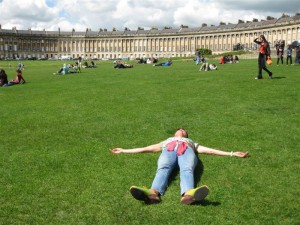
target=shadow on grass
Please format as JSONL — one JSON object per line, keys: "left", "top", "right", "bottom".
{"left": 192, "top": 199, "right": 221, "bottom": 207}
{"left": 272, "top": 76, "right": 286, "bottom": 79}
{"left": 194, "top": 156, "right": 204, "bottom": 186}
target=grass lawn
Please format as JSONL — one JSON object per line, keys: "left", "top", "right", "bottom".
{"left": 0, "top": 58, "right": 299, "bottom": 224}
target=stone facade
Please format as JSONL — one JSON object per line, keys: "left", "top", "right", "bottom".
{"left": 0, "top": 13, "right": 299, "bottom": 60}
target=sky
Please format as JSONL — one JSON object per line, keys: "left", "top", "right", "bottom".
{"left": 0, "top": 0, "right": 299, "bottom": 32}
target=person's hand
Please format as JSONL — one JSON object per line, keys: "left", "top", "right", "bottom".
{"left": 111, "top": 148, "right": 123, "bottom": 154}
{"left": 233, "top": 151, "right": 249, "bottom": 158}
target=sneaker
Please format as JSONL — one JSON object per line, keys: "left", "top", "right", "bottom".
{"left": 269, "top": 72, "right": 273, "bottom": 79}
{"left": 255, "top": 76, "right": 263, "bottom": 80}
{"left": 181, "top": 185, "right": 209, "bottom": 205}
{"left": 129, "top": 186, "right": 160, "bottom": 204}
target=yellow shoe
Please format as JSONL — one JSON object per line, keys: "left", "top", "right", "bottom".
{"left": 129, "top": 186, "right": 161, "bottom": 204}
{"left": 181, "top": 185, "right": 209, "bottom": 205}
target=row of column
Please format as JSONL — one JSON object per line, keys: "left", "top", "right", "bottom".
{"left": 0, "top": 25, "right": 299, "bottom": 58}
{"left": 58, "top": 26, "right": 299, "bottom": 54}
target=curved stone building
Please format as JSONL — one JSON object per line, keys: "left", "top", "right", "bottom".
{"left": 0, "top": 13, "right": 299, "bottom": 60}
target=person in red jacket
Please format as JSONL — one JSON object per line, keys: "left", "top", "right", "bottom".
{"left": 219, "top": 56, "right": 225, "bottom": 64}
{"left": 254, "top": 35, "right": 273, "bottom": 79}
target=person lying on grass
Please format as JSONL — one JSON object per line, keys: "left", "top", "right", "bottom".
{"left": 111, "top": 128, "right": 248, "bottom": 205}
{"left": 153, "top": 59, "right": 172, "bottom": 66}
{"left": 199, "top": 62, "right": 218, "bottom": 71}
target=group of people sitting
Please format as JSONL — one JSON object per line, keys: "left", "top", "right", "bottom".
{"left": 137, "top": 57, "right": 158, "bottom": 64}
{"left": 114, "top": 58, "right": 173, "bottom": 68}
{"left": 219, "top": 55, "right": 239, "bottom": 64}
{"left": 53, "top": 63, "right": 81, "bottom": 75}
{"left": 0, "top": 68, "right": 26, "bottom": 87}
{"left": 82, "top": 61, "right": 96, "bottom": 68}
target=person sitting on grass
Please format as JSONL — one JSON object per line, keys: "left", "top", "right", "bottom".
{"left": 0, "top": 69, "right": 9, "bottom": 86}
{"left": 111, "top": 128, "right": 248, "bottom": 205}
{"left": 5, "top": 78, "right": 19, "bottom": 86}
{"left": 83, "top": 61, "right": 89, "bottom": 68}
{"left": 153, "top": 59, "right": 172, "bottom": 66}
{"left": 234, "top": 55, "right": 239, "bottom": 63}
{"left": 114, "top": 61, "right": 133, "bottom": 69}
{"left": 53, "top": 64, "right": 70, "bottom": 75}
{"left": 69, "top": 64, "right": 79, "bottom": 73}
{"left": 137, "top": 58, "right": 147, "bottom": 64}
{"left": 1, "top": 69, "right": 26, "bottom": 86}
{"left": 15, "top": 69, "right": 26, "bottom": 84}
{"left": 90, "top": 61, "right": 96, "bottom": 68}
{"left": 199, "top": 62, "right": 218, "bottom": 71}
{"left": 219, "top": 56, "right": 225, "bottom": 64}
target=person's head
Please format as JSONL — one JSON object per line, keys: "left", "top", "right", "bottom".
{"left": 260, "top": 35, "right": 267, "bottom": 42}
{"left": 174, "top": 128, "right": 188, "bottom": 138}
{"left": 0, "top": 69, "right": 6, "bottom": 75}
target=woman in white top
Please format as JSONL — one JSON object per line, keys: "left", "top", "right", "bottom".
{"left": 111, "top": 128, "right": 248, "bottom": 205}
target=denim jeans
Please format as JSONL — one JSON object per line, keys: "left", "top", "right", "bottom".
{"left": 151, "top": 146, "right": 198, "bottom": 196}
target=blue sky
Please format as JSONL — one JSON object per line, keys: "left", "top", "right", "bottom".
{"left": 0, "top": 0, "right": 299, "bottom": 31}
{"left": 45, "top": 0, "right": 56, "bottom": 7}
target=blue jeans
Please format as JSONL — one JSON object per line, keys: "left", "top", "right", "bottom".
{"left": 151, "top": 146, "right": 198, "bottom": 196}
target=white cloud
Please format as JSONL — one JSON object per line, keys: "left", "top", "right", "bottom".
{"left": 0, "top": 0, "right": 299, "bottom": 31}
{"left": 173, "top": 1, "right": 222, "bottom": 27}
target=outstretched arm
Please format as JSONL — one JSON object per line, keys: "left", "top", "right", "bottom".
{"left": 111, "top": 143, "right": 162, "bottom": 154}
{"left": 196, "top": 144, "right": 249, "bottom": 158}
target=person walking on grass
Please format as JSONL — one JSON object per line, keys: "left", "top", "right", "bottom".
{"left": 111, "top": 128, "right": 248, "bottom": 205}
{"left": 254, "top": 35, "right": 273, "bottom": 79}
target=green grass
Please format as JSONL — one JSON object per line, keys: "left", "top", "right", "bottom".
{"left": 1, "top": 59, "right": 299, "bottom": 224}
